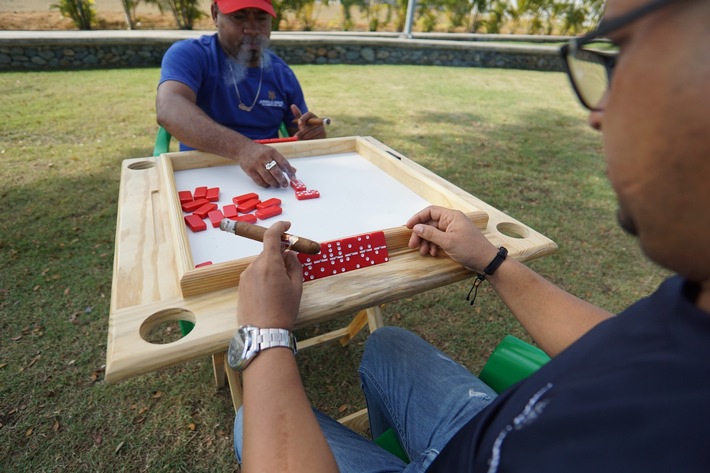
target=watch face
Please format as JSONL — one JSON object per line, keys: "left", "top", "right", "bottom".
{"left": 227, "top": 328, "right": 247, "bottom": 370}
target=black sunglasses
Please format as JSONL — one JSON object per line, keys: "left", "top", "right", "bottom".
{"left": 560, "top": 0, "right": 681, "bottom": 111}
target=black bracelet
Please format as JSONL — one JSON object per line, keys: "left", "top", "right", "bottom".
{"left": 466, "top": 247, "right": 508, "bottom": 306}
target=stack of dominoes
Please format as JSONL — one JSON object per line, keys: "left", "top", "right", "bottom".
{"left": 298, "top": 231, "right": 389, "bottom": 282}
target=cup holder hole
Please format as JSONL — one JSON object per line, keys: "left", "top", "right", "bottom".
{"left": 140, "top": 308, "right": 196, "bottom": 345}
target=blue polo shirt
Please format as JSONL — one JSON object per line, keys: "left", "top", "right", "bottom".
{"left": 159, "top": 33, "right": 307, "bottom": 148}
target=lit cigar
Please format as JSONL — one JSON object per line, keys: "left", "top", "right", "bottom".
{"left": 219, "top": 219, "right": 321, "bottom": 255}
{"left": 293, "top": 117, "right": 331, "bottom": 126}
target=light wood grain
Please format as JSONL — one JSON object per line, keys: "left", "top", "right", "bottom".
{"left": 106, "top": 137, "right": 557, "bottom": 383}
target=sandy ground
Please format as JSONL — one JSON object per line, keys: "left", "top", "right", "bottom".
{"left": 0, "top": 0, "right": 218, "bottom": 12}
{"left": 0, "top": 0, "right": 346, "bottom": 31}
{"left": 0, "top": 0, "right": 215, "bottom": 30}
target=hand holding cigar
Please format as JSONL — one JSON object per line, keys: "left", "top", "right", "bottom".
{"left": 293, "top": 117, "right": 331, "bottom": 126}
{"left": 220, "top": 219, "right": 321, "bottom": 255}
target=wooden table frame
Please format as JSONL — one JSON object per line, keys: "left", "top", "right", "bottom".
{"left": 107, "top": 136, "right": 557, "bottom": 413}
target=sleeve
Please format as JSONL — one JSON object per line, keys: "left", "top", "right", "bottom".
{"left": 159, "top": 40, "right": 206, "bottom": 95}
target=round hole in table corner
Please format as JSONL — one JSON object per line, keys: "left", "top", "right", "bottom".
{"left": 127, "top": 160, "right": 156, "bottom": 171}
{"left": 496, "top": 221, "right": 529, "bottom": 239}
{"left": 140, "top": 308, "right": 196, "bottom": 345}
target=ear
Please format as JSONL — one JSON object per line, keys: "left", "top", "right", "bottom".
{"left": 211, "top": 3, "right": 219, "bottom": 26}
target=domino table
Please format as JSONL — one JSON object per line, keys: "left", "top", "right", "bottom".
{"left": 106, "top": 136, "right": 557, "bottom": 406}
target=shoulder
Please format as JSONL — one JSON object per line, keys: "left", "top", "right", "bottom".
{"left": 165, "top": 34, "right": 219, "bottom": 58}
{"left": 161, "top": 34, "right": 222, "bottom": 89}
{"left": 266, "top": 51, "right": 295, "bottom": 73}
{"left": 265, "top": 52, "right": 300, "bottom": 83}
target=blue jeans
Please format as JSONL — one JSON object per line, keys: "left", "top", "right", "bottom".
{"left": 234, "top": 326, "right": 497, "bottom": 472}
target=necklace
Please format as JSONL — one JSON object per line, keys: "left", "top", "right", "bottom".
{"left": 228, "top": 62, "right": 263, "bottom": 112}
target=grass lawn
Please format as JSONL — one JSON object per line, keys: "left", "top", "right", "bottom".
{"left": 0, "top": 64, "right": 669, "bottom": 471}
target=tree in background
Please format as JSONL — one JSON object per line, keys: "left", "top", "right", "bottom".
{"left": 51, "top": 0, "right": 96, "bottom": 30}
{"left": 391, "top": 0, "right": 408, "bottom": 32}
{"left": 468, "top": 0, "right": 489, "bottom": 32}
{"left": 273, "top": 0, "right": 298, "bottom": 31}
{"left": 416, "top": 0, "right": 439, "bottom": 32}
{"left": 295, "top": 0, "right": 325, "bottom": 31}
{"left": 121, "top": 0, "right": 141, "bottom": 29}
{"left": 120, "top": 0, "right": 163, "bottom": 29}
{"left": 155, "top": 0, "right": 206, "bottom": 30}
{"left": 360, "top": 0, "right": 393, "bottom": 31}
{"left": 339, "top": 0, "right": 367, "bottom": 31}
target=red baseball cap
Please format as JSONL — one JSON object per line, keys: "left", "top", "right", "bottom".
{"left": 214, "top": 0, "right": 276, "bottom": 17}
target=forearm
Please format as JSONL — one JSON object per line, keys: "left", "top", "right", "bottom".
{"left": 156, "top": 94, "right": 252, "bottom": 162}
{"left": 487, "top": 257, "right": 613, "bottom": 357}
{"left": 241, "top": 348, "right": 338, "bottom": 473}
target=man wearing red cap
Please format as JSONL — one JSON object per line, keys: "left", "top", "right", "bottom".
{"left": 156, "top": 0, "right": 326, "bottom": 188}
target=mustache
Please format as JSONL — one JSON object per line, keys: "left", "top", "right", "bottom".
{"left": 226, "top": 43, "right": 273, "bottom": 86}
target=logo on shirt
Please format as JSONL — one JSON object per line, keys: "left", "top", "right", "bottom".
{"left": 260, "top": 90, "right": 285, "bottom": 108}
{"left": 487, "top": 383, "right": 553, "bottom": 473}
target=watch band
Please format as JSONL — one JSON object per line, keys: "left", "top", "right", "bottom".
{"left": 253, "top": 327, "right": 297, "bottom": 353}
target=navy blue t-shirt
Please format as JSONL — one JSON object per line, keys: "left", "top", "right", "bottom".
{"left": 429, "top": 276, "right": 710, "bottom": 472}
{"left": 159, "top": 34, "right": 307, "bottom": 147}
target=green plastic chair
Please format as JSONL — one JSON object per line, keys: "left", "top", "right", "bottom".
{"left": 374, "top": 335, "right": 550, "bottom": 462}
{"left": 153, "top": 123, "right": 290, "bottom": 157}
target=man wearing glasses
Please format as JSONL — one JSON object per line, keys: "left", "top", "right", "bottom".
{"left": 231, "top": 0, "right": 710, "bottom": 471}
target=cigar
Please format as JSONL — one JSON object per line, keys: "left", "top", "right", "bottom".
{"left": 219, "top": 219, "right": 321, "bottom": 255}
{"left": 293, "top": 117, "right": 331, "bottom": 126}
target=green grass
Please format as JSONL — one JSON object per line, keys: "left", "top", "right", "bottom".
{"left": 0, "top": 65, "right": 669, "bottom": 471}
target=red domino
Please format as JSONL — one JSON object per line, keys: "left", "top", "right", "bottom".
{"left": 256, "top": 198, "right": 281, "bottom": 209}
{"left": 254, "top": 136, "right": 299, "bottom": 144}
{"left": 297, "top": 232, "right": 389, "bottom": 281}
{"left": 194, "top": 202, "right": 218, "bottom": 219}
{"left": 184, "top": 214, "right": 206, "bottom": 232}
{"left": 235, "top": 214, "right": 257, "bottom": 224}
{"left": 182, "top": 198, "right": 209, "bottom": 212}
{"left": 194, "top": 186, "right": 208, "bottom": 200}
{"left": 205, "top": 187, "right": 220, "bottom": 202}
{"left": 195, "top": 261, "right": 213, "bottom": 268}
{"left": 233, "top": 192, "right": 259, "bottom": 205}
{"left": 295, "top": 189, "right": 320, "bottom": 200}
{"left": 237, "top": 198, "right": 260, "bottom": 213}
{"left": 208, "top": 209, "right": 224, "bottom": 228}
{"left": 222, "top": 204, "right": 238, "bottom": 219}
{"left": 178, "top": 190, "right": 193, "bottom": 204}
{"left": 255, "top": 205, "right": 282, "bottom": 220}
{"left": 289, "top": 179, "right": 306, "bottom": 191}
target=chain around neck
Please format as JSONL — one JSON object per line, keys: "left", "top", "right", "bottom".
{"left": 228, "top": 61, "right": 263, "bottom": 112}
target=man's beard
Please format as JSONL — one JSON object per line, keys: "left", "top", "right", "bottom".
{"left": 225, "top": 35, "right": 272, "bottom": 86}
{"left": 236, "top": 35, "right": 270, "bottom": 68}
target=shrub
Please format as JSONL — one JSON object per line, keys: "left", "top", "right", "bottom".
{"left": 51, "top": 0, "right": 96, "bottom": 30}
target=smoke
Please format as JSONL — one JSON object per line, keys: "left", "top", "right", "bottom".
{"left": 225, "top": 35, "right": 273, "bottom": 86}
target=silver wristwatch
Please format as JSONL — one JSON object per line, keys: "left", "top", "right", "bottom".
{"left": 227, "top": 325, "right": 298, "bottom": 372}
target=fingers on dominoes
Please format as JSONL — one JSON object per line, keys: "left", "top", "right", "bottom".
{"left": 289, "top": 179, "right": 307, "bottom": 192}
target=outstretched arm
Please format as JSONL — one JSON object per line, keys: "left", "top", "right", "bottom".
{"left": 237, "top": 221, "right": 338, "bottom": 473}
{"left": 406, "top": 206, "right": 613, "bottom": 357}
{"left": 156, "top": 80, "right": 296, "bottom": 188}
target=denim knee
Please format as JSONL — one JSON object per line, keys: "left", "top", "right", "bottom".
{"left": 362, "top": 326, "right": 418, "bottom": 368}
{"left": 233, "top": 406, "right": 244, "bottom": 463}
